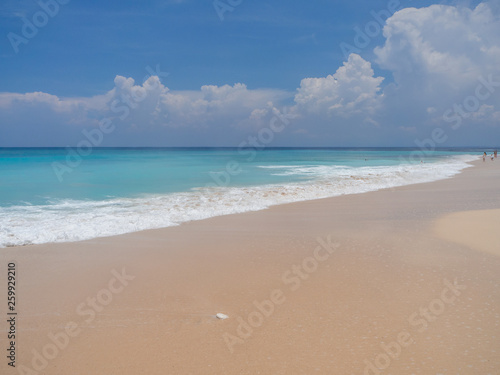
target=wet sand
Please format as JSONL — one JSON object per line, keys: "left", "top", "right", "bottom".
{"left": 1, "top": 158, "right": 499, "bottom": 374}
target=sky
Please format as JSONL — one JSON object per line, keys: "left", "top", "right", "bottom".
{"left": 0, "top": 0, "right": 499, "bottom": 147}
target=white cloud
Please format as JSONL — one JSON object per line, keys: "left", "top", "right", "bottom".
{"left": 161, "top": 83, "right": 288, "bottom": 128}
{"left": 0, "top": 75, "right": 292, "bottom": 145}
{"left": 0, "top": 88, "right": 112, "bottom": 117}
{"left": 0, "top": 92, "right": 81, "bottom": 112}
{"left": 375, "top": 3, "right": 500, "bottom": 92}
{"left": 1, "top": 2, "right": 500, "bottom": 146}
{"left": 372, "top": 2, "right": 500, "bottom": 143}
{"left": 106, "top": 75, "right": 168, "bottom": 129}
{"left": 293, "top": 53, "right": 384, "bottom": 117}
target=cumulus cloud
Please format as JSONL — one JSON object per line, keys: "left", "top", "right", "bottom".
{"left": 371, "top": 2, "right": 500, "bottom": 145}
{"left": 375, "top": 3, "right": 500, "bottom": 112}
{"left": 1, "top": 2, "right": 500, "bottom": 147}
{"left": 294, "top": 53, "right": 384, "bottom": 117}
{"left": 106, "top": 75, "right": 168, "bottom": 131}
{"left": 375, "top": 3, "right": 500, "bottom": 81}
{"left": 0, "top": 75, "right": 292, "bottom": 145}
{"left": 0, "top": 92, "right": 101, "bottom": 114}
{"left": 161, "top": 83, "right": 288, "bottom": 129}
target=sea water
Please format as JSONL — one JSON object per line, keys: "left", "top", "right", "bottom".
{"left": 0, "top": 148, "right": 479, "bottom": 247}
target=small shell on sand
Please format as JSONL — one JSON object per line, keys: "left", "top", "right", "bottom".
{"left": 216, "top": 313, "right": 229, "bottom": 320}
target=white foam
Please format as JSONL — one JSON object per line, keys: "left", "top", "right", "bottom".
{"left": 259, "top": 164, "right": 349, "bottom": 176}
{"left": 0, "top": 155, "right": 478, "bottom": 248}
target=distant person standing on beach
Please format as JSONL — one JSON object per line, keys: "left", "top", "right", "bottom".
{"left": 495, "top": 150, "right": 498, "bottom": 158}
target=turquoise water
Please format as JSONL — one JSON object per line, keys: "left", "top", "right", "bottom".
{"left": 0, "top": 148, "right": 479, "bottom": 247}
{"left": 0, "top": 147, "right": 478, "bottom": 205}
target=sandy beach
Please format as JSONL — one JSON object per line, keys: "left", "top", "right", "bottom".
{"left": 1, "top": 158, "right": 499, "bottom": 375}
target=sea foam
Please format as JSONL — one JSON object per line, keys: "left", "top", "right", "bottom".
{"left": 0, "top": 155, "right": 477, "bottom": 247}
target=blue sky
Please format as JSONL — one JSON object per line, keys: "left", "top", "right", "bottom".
{"left": 0, "top": 0, "right": 499, "bottom": 146}
{"left": 0, "top": 0, "right": 422, "bottom": 95}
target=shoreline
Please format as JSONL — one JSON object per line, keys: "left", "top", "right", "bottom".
{"left": 2, "top": 153, "right": 479, "bottom": 249}
{"left": 0, "top": 159, "right": 499, "bottom": 374}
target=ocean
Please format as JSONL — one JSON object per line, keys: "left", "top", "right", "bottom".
{"left": 0, "top": 147, "right": 480, "bottom": 248}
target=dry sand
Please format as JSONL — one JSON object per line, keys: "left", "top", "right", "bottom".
{"left": 1, "top": 158, "right": 499, "bottom": 374}
{"left": 435, "top": 209, "right": 500, "bottom": 257}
